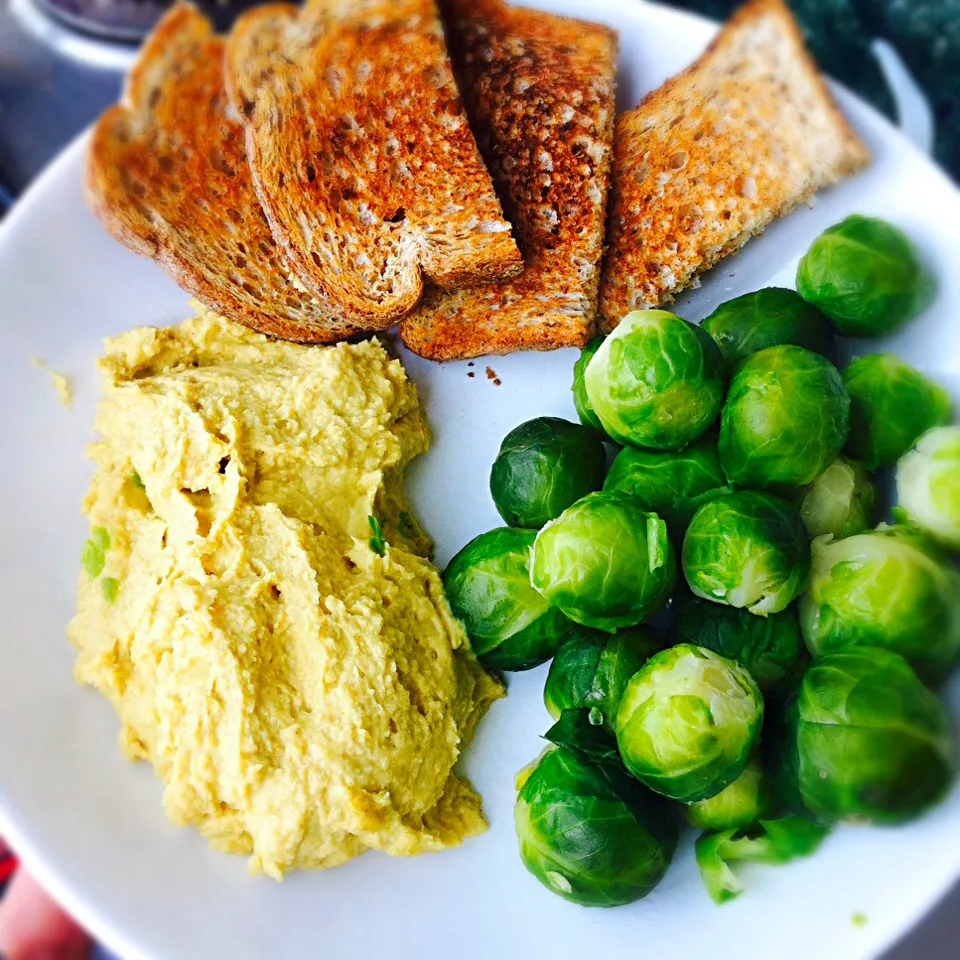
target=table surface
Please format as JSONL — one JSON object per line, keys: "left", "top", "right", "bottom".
{"left": 0, "top": 1, "right": 957, "bottom": 956}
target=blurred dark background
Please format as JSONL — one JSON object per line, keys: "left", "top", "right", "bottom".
{"left": 0, "top": 0, "right": 956, "bottom": 955}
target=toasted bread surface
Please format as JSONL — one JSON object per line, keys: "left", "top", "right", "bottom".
{"left": 85, "top": 3, "right": 356, "bottom": 343}
{"left": 399, "top": 0, "right": 617, "bottom": 361}
{"left": 598, "top": 0, "right": 870, "bottom": 330}
{"left": 225, "top": 0, "right": 522, "bottom": 328}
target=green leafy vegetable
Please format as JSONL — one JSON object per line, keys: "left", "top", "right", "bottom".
{"left": 615, "top": 644, "right": 763, "bottom": 803}
{"left": 799, "top": 456, "right": 876, "bottom": 540}
{"left": 367, "top": 515, "right": 386, "bottom": 556}
{"left": 702, "top": 287, "right": 835, "bottom": 364}
{"left": 796, "top": 216, "right": 928, "bottom": 337}
{"left": 544, "top": 625, "right": 662, "bottom": 732}
{"left": 531, "top": 491, "right": 676, "bottom": 632}
{"left": 572, "top": 337, "right": 605, "bottom": 431}
{"left": 695, "top": 817, "right": 830, "bottom": 904}
{"left": 682, "top": 491, "right": 810, "bottom": 616}
{"left": 719, "top": 345, "right": 850, "bottom": 490}
{"left": 584, "top": 310, "right": 726, "bottom": 450}
{"left": 489, "top": 417, "right": 607, "bottom": 529}
{"left": 897, "top": 425, "right": 960, "bottom": 550}
{"left": 444, "top": 527, "right": 571, "bottom": 671}
{"left": 81, "top": 526, "right": 110, "bottom": 579}
{"left": 603, "top": 438, "right": 732, "bottom": 534}
{"left": 843, "top": 353, "right": 951, "bottom": 470}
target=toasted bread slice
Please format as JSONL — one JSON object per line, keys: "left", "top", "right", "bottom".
{"left": 598, "top": 0, "right": 870, "bottom": 330}
{"left": 85, "top": 4, "right": 355, "bottom": 343}
{"left": 399, "top": 0, "right": 617, "bottom": 361}
{"left": 224, "top": 0, "right": 522, "bottom": 328}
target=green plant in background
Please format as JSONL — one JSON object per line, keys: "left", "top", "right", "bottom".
{"left": 615, "top": 644, "right": 763, "bottom": 802}
{"left": 531, "top": 491, "right": 676, "bottom": 632}
{"left": 701, "top": 287, "right": 835, "bottom": 364}
{"left": 769, "top": 648, "right": 953, "bottom": 825}
{"left": 544, "top": 625, "right": 662, "bottom": 732}
{"left": 682, "top": 491, "right": 811, "bottom": 616}
{"left": 669, "top": 593, "right": 805, "bottom": 692}
{"left": 443, "top": 527, "right": 571, "bottom": 671}
{"left": 515, "top": 710, "right": 678, "bottom": 906}
{"left": 897, "top": 426, "right": 960, "bottom": 550}
{"left": 719, "top": 345, "right": 849, "bottom": 490}
{"left": 800, "top": 525, "right": 960, "bottom": 682}
{"left": 799, "top": 456, "right": 877, "bottom": 540}
{"left": 571, "top": 336, "right": 605, "bottom": 431}
{"left": 684, "top": 756, "right": 772, "bottom": 832}
{"left": 489, "top": 417, "right": 607, "bottom": 529}
{"left": 584, "top": 309, "right": 726, "bottom": 450}
{"left": 603, "top": 438, "right": 732, "bottom": 535}
{"left": 843, "top": 354, "right": 951, "bottom": 469}
{"left": 797, "top": 216, "right": 928, "bottom": 337}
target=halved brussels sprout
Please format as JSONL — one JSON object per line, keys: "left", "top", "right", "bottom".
{"left": 669, "top": 592, "right": 804, "bottom": 691}
{"left": 719, "top": 345, "right": 850, "bottom": 489}
{"left": 444, "top": 527, "right": 571, "bottom": 671}
{"left": 682, "top": 491, "right": 810, "bottom": 616}
{"left": 770, "top": 648, "right": 952, "bottom": 824}
{"left": 490, "top": 417, "right": 607, "bottom": 529}
{"left": 531, "top": 491, "right": 676, "bottom": 632}
{"left": 684, "top": 756, "right": 771, "bottom": 831}
{"left": 695, "top": 816, "right": 829, "bottom": 904}
{"left": 544, "top": 625, "right": 662, "bottom": 731}
{"left": 799, "top": 525, "right": 960, "bottom": 681}
{"left": 615, "top": 644, "right": 763, "bottom": 802}
{"left": 515, "top": 712, "right": 677, "bottom": 906}
{"left": 897, "top": 426, "right": 960, "bottom": 550}
{"left": 842, "top": 353, "right": 951, "bottom": 470}
{"left": 701, "top": 287, "right": 835, "bottom": 364}
{"left": 799, "top": 456, "right": 876, "bottom": 540}
{"left": 603, "top": 438, "right": 732, "bottom": 534}
{"left": 583, "top": 310, "right": 725, "bottom": 450}
{"left": 572, "top": 336, "right": 605, "bottom": 431}
{"left": 796, "top": 215, "right": 928, "bottom": 337}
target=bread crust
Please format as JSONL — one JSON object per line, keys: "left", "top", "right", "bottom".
{"left": 85, "top": 3, "right": 357, "bottom": 343}
{"left": 598, "top": 0, "right": 870, "bottom": 330}
{"left": 399, "top": 0, "right": 617, "bottom": 361}
{"left": 225, "top": 0, "right": 523, "bottom": 328}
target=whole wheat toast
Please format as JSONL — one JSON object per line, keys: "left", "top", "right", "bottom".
{"left": 399, "top": 0, "right": 617, "bottom": 361}
{"left": 86, "top": 4, "right": 355, "bottom": 343}
{"left": 225, "top": 0, "right": 523, "bottom": 328}
{"left": 599, "top": 0, "right": 870, "bottom": 330}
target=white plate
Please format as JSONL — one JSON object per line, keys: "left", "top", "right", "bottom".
{"left": 1, "top": 2, "right": 959, "bottom": 958}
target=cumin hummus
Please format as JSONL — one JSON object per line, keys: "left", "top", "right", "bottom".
{"left": 68, "top": 310, "right": 502, "bottom": 879}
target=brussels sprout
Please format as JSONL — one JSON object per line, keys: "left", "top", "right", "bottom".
{"left": 583, "top": 310, "right": 726, "bottom": 450}
{"left": 531, "top": 491, "right": 676, "bottom": 632}
{"left": 572, "top": 337, "right": 604, "bottom": 431}
{"left": 515, "top": 712, "right": 677, "bottom": 906}
{"left": 701, "top": 287, "right": 835, "bottom": 364}
{"left": 682, "top": 491, "right": 811, "bottom": 616}
{"left": 695, "top": 816, "right": 830, "bottom": 904}
{"left": 799, "top": 456, "right": 876, "bottom": 540}
{"left": 842, "top": 354, "right": 951, "bottom": 470}
{"left": 897, "top": 426, "right": 960, "bottom": 550}
{"left": 796, "top": 215, "right": 928, "bottom": 337}
{"left": 603, "top": 438, "right": 732, "bottom": 534}
{"left": 799, "top": 526, "right": 960, "bottom": 681}
{"left": 444, "top": 527, "right": 571, "bottom": 671}
{"left": 685, "top": 756, "right": 772, "bottom": 831}
{"left": 719, "top": 345, "right": 849, "bottom": 490}
{"left": 544, "top": 625, "right": 662, "bottom": 731}
{"left": 489, "top": 417, "right": 607, "bottom": 529}
{"left": 615, "top": 644, "right": 763, "bottom": 802}
{"left": 669, "top": 593, "right": 804, "bottom": 691}
{"left": 770, "top": 649, "right": 952, "bottom": 824}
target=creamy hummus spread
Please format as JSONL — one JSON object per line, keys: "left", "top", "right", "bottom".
{"left": 68, "top": 310, "right": 502, "bottom": 878}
